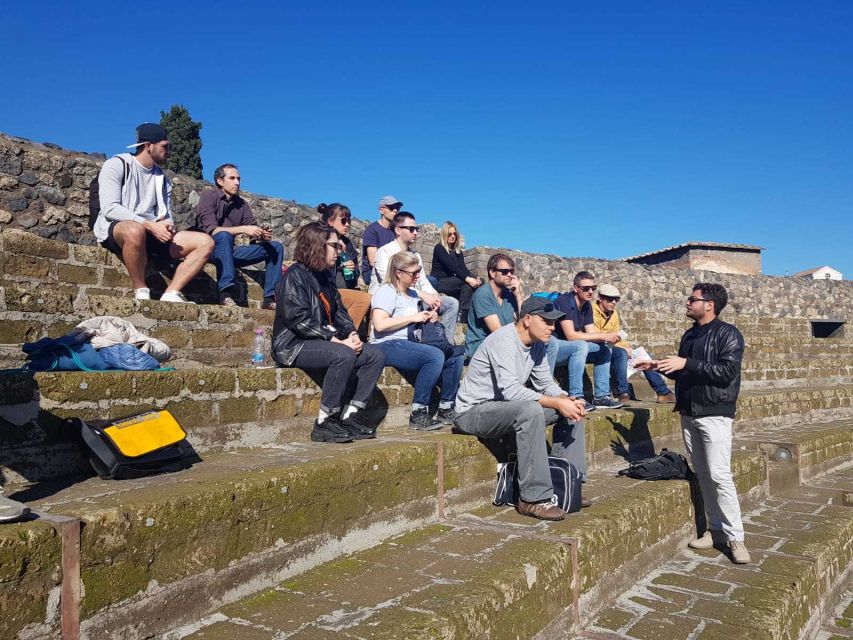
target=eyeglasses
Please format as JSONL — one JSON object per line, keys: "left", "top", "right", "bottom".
{"left": 325, "top": 241, "right": 342, "bottom": 252}
{"left": 397, "top": 225, "right": 420, "bottom": 233}
{"left": 600, "top": 295, "right": 620, "bottom": 303}
{"left": 687, "top": 296, "right": 710, "bottom": 304}
{"left": 493, "top": 268, "right": 515, "bottom": 275}
{"left": 577, "top": 285, "right": 597, "bottom": 292}
{"left": 398, "top": 268, "right": 422, "bottom": 277}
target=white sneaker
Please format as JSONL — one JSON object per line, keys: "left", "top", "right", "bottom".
{"left": 160, "top": 291, "right": 196, "bottom": 304}
{"left": 729, "top": 540, "right": 751, "bottom": 564}
{"left": 688, "top": 530, "right": 715, "bottom": 550}
{"left": 134, "top": 287, "right": 151, "bottom": 300}
{"left": 0, "top": 493, "right": 30, "bottom": 523}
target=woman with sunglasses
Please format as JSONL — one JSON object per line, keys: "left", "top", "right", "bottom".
{"left": 370, "top": 252, "right": 465, "bottom": 430}
{"left": 429, "top": 221, "right": 482, "bottom": 322}
{"left": 318, "top": 203, "right": 372, "bottom": 332}
{"left": 272, "top": 221, "right": 385, "bottom": 443}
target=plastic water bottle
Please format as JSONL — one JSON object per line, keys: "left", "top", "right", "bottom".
{"left": 340, "top": 250, "right": 355, "bottom": 280}
{"left": 251, "top": 328, "right": 265, "bottom": 368}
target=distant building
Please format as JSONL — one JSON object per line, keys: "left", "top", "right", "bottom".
{"left": 793, "top": 266, "right": 843, "bottom": 281}
{"left": 623, "top": 242, "right": 763, "bottom": 276}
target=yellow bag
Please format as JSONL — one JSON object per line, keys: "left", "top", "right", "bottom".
{"left": 103, "top": 411, "right": 187, "bottom": 457}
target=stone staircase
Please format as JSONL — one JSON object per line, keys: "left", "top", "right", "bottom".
{"left": 0, "top": 228, "right": 850, "bottom": 640}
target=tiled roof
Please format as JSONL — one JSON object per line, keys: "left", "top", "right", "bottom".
{"left": 623, "top": 241, "right": 763, "bottom": 262}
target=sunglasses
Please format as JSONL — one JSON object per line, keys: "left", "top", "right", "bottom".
{"left": 337, "top": 217, "right": 351, "bottom": 224}
{"left": 600, "top": 295, "right": 620, "bottom": 302}
{"left": 399, "top": 268, "right": 422, "bottom": 277}
{"left": 325, "top": 241, "right": 342, "bottom": 252}
{"left": 493, "top": 268, "right": 515, "bottom": 275}
{"left": 397, "top": 225, "right": 420, "bottom": 232}
{"left": 687, "top": 296, "right": 710, "bottom": 304}
{"left": 577, "top": 285, "right": 597, "bottom": 292}
{"left": 384, "top": 204, "right": 402, "bottom": 212}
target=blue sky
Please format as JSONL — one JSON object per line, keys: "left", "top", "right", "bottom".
{"left": 4, "top": 1, "right": 851, "bottom": 277}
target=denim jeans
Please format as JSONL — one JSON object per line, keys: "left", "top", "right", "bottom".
{"left": 546, "top": 337, "right": 611, "bottom": 398}
{"left": 211, "top": 233, "right": 284, "bottom": 299}
{"left": 681, "top": 415, "right": 744, "bottom": 541}
{"left": 375, "top": 339, "right": 464, "bottom": 407}
{"left": 290, "top": 341, "right": 385, "bottom": 414}
{"left": 610, "top": 346, "right": 670, "bottom": 396}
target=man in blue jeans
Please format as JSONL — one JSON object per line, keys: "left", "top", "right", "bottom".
{"left": 547, "top": 271, "right": 623, "bottom": 411}
{"left": 196, "top": 164, "right": 284, "bottom": 309}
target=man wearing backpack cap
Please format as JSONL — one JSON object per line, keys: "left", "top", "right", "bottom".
{"left": 636, "top": 282, "right": 750, "bottom": 564}
{"left": 454, "top": 296, "right": 588, "bottom": 521}
{"left": 92, "top": 123, "right": 214, "bottom": 303}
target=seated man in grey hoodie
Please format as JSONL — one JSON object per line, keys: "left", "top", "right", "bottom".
{"left": 93, "top": 123, "right": 213, "bottom": 303}
{"left": 453, "top": 296, "right": 589, "bottom": 521}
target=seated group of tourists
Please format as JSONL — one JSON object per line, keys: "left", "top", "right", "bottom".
{"left": 91, "top": 122, "right": 680, "bottom": 524}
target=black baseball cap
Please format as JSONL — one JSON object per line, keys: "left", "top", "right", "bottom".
{"left": 519, "top": 296, "right": 565, "bottom": 320}
{"left": 127, "top": 123, "right": 168, "bottom": 148}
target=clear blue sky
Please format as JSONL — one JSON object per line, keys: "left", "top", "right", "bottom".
{"left": 4, "top": 1, "right": 852, "bottom": 277}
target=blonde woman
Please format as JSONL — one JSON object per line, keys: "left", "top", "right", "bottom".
{"left": 429, "top": 221, "right": 482, "bottom": 321}
{"left": 371, "top": 252, "right": 464, "bottom": 430}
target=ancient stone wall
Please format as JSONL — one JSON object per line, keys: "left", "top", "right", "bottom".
{"left": 1, "top": 132, "right": 850, "bottom": 320}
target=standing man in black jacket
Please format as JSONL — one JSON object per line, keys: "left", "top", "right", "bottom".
{"left": 637, "top": 283, "right": 750, "bottom": 564}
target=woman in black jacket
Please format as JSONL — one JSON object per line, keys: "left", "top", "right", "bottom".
{"left": 272, "top": 221, "right": 385, "bottom": 443}
{"left": 429, "top": 221, "right": 482, "bottom": 321}
{"left": 317, "top": 203, "right": 371, "bottom": 332}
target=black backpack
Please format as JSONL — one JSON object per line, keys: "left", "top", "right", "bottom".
{"left": 617, "top": 449, "right": 692, "bottom": 480}
{"left": 88, "top": 156, "right": 129, "bottom": 231}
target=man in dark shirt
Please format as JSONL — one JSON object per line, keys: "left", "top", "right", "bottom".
{"left": 196, "top": 164, "right": 284, "bottom": 309}
{"left": 546, "top": 271, "right": 623, "bottom": 411}
{"left": 636, "top": 283, "right": 749, "bottom": 564}
{"left": 360, "top": 195, "right": 400, "bottom": 285}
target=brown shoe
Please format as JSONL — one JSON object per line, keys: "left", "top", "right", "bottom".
{"left": 516, "top": 499, "right": 566, "bottom": 521}
{"left": 580, "top": 496, "right": 592, "bottom": 508}
{"left": 657, "top": 391, "right": 676, "bottom": 404}
{"left": 617, "top": 393, "right": 631, "bottom": 403}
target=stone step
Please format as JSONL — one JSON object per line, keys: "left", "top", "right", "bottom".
{"left": 0, "top": 227, "right": 269, "bottom": 306}
{"left": 2, "top": 364, "right": 852, "bottom": 484}
{"left": 168, "top": 451, "right": 768, "bottom": 640}
{"left": 576, "top": 464, "right": 853, "bottom": 640}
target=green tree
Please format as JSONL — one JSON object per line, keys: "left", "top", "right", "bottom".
{"left": 159, "top": 105, "right": 203, "bottom": 179}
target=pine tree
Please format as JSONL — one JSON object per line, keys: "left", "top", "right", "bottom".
{"left": 159, "top": 105, "right": 203, "bottom": 179}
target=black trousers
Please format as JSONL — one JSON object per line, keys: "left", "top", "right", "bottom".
{"left": 291, "top": 341, "right": 385, "bottom": 414}
{"left": 434, "top": 277, "right": 474, "bottom": 315}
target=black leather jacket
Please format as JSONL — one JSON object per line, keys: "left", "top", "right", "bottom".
{"left": 668, "top": 318, "right": 744, "bottom": 418}
{"left": 272, "top": 263, "right": 356, "bottom": 366}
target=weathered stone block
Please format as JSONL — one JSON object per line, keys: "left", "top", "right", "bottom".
{"left": 86, "top": 295, "right": 135, "bottom": 317}
{"left": 3, "top": 282, "right": 75, "bottom": 314}
{"left": 0, "top": 372, "right": 38, "bottom": 403}
{"left": 0, "top": 319, "right": 43, "bottom": 344}
{"left": 192, "top": 330, "right": 229, "bottom": 348}
{"left": 140, "top": 301, "right": 200, "bottom": 322}
{"left": 238, "top": 369, "right": 278, "bottom": 392}
{"left": 133, "top": 372, "right": 185, "bottom": 399}
{"left": 262, "top": 395, "right": 298, "bottom": 421}
{"left": 218, "top": 396, "right": 262, "bottom": 424}
{"left": 163, "top": 398, "right": 217, "bottom": 431}
{"left": 57, "top": 263, "right": 98, "bottom": 285}
{"left": 1, "top": 228, "right": 69, "bottom": 258}
{"left": 203, "top": 305, "right": 244, "bottom": 324}
{"left": 100, "top": 267, "right": 133, "bottom": 288}
{"left": 180, "top": 369, "right": 237, "bottom": 394}
{"left": 148, "top": 326, "right": 190, "bottom": 349}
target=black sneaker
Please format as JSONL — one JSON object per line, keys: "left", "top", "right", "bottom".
{"left": 341, "top": 412, "right": 377, "bottom": 439}
{"left": 310, "top": 416, "right": 354, "bottom": 443}
{"left": 409, "top": 408, "right": 443, "bottom": 431}
{"left": 592, "top": 396, "right": 624, "bottom": 410}
{"left": 436, "top": 407, "right": 458, "bottom": 424}
{"left": 581, "top": 400, "right": 596, "bottom": 413}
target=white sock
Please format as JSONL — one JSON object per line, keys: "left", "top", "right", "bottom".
{"left": 341, "top": 404, "right": 358, "bottom": 420}
{"left": 318, "top": 408, "right": 331, "bottom": 424}
{"left": 439, "top": 401, "right": 453, "bottom": 410}
{"left": 411, "top": 403, "right": 427, "bottom": 413}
